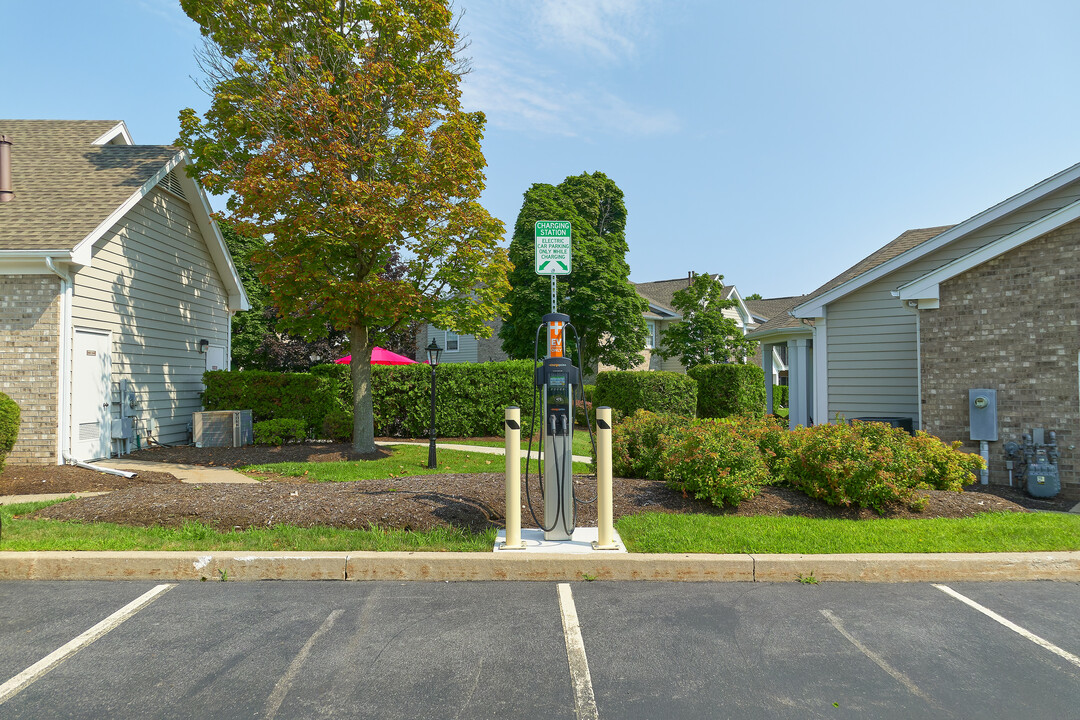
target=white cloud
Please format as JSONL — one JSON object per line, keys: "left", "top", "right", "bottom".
{"left": 534, "top": 0, "right": 650, "bottom": 62}
{"left": 458, "top": 0, "right": 676, "bottom": 138}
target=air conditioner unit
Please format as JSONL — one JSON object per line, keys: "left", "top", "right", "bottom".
{"left": 192, "top": 410, "right": 253, "bottom": 448}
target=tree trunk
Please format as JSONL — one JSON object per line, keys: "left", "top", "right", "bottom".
{"left": 350, "top": 324, "right": 376, "bottom": 454}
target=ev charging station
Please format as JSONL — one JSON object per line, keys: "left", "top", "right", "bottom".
{"left": 496, "top": 220, "right": 624, "bottom": 553}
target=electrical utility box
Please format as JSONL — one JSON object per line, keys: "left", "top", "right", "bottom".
{"left": 969, "top": 389, "right": 998, "bottom": 441}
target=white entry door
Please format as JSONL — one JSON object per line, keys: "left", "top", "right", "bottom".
{"left": 72, "top": 329, "right": 112, "bottom": 460}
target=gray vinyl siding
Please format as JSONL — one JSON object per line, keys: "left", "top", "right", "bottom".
{"left": 426, "top": 325, "right": 479, "bottom": 363}
{"left": 70, "top": 187, "right": 230, "bottom": 447}
{"left": 825, "top": 180, "right": 1080, "bottom": 425}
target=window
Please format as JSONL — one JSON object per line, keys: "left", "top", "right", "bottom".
{"left": 443, "top": 330, "right": 459, "bottom": 352}
{"left": 645, "top": 320, "right": 657, "bottom": 349}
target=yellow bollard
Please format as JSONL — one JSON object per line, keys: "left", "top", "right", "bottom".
{"left": 501, "top": 406, "right": 526, "bottom": 549}
{"left": 593, "top": 406, "right": 617, "bottom": 550}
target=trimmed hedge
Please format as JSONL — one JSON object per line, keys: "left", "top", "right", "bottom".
{"left": 0, "top": 392, "right": 19, "bottom": 472}
{"left": 594, "top": 371, "right": 697, "bottom": 419}
{"left": 260, "top": 360, "right": 540, "bottom": 439}
{"left": 771, "top": 384, "right": 789, "bottom": 409}
{"left": 202, "top": 370, "right": 340, "bottom": 432}
{"left": 688, "top": 363, "right": 766, "bottom": 419}
{"left": 253, "top": 418, "right": 307, "bottom": 445}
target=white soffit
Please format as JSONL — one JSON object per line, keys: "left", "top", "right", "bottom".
{"left": 898, "top": 196, "right": 1080, "bottom": 302}
{"left": 792, "top": 160, "right": 1080, "bottom": 318}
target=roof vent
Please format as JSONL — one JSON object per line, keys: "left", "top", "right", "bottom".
{"left": 0, "top": 135, "right": 12, "bottom": 203}
{"left": 158, "top": 170, "right": 186, "bottom": 199}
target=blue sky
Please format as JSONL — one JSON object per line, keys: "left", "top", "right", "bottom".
{"left": 6, "top": 0, "right": 1080, "bottom": 298}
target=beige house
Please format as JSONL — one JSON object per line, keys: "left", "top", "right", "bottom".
{"left": 0, "top": 120, "right": 248, "bottom": 464}
{"left": 748, "top": 161, "right": 1080, "bottom": 495}
{"left": 610, "top": 275, "right": 789, "bottom": 383}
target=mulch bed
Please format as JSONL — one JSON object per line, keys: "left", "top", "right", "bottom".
{"left": 3, "top": 442, "right": 1075, "bottom": 533}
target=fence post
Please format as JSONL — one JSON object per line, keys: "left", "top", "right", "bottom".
{"left": 501, "top": 406, "right": 525, "bottom": 549}
{"left": 592, "top": 406, "right": 617, "bottom": 550}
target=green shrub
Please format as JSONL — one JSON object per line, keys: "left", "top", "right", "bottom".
{"left": 771, "top": 384, "right": 789, "bottom": 409}
{"left": 202, "top": 370, "right": 340, "bottom": 433}
{"left": 611, "top": 410, "right": 692, "bottom": 480}
{"left": 595, "top": 371, "right": 697, "bottom": 418}
{"left": 779, "top": 420, "right": 985, "bottom": 512}
{"left": 253, "top": 418, "right": 308, "bottom": 445}
{"left": 688, "top": 363, "right": 766, "bottom": 419}
{"left": 0, "top": 392, "right": 20, "bottom": 472}
{"left": 321, "top": 408, "right": 353, "bottom": 443}
{"left": 661, "top": 419, "right": 771, "bottom": 508}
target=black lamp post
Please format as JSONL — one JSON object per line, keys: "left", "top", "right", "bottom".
{"left": 426, "top": 339, "right": 442, "bottom": 468}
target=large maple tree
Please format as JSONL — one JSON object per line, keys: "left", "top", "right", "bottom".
{"left": 179, "top": 0, "right": 509, "bottom": 452}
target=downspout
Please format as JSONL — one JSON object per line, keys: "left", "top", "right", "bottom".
{"left": 44, "top": 257, "right": 72, "bottom": 466}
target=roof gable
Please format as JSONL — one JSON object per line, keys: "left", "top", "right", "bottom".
{"left": 0, "top": 119, "right": 249, "bottom": 311}
{"left": 794, "top": 159, "right": 1080, "bottom": 318}
{"left": 0, "top": 120, "right": 179, "bottom": 253}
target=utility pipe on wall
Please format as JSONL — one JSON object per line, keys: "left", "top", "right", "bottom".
{"left": 980, "top": 440, "right": 990, "bottom": 485}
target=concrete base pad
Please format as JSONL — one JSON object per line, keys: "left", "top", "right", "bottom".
{"left": 494, "top": 527, "right": 626, "bottom": 554}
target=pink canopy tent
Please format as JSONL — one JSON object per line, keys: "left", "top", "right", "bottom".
{"left": 336, "top": 347, "right": 420, "bottom": 365}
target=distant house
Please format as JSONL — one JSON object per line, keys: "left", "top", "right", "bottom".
{"left": 603, "top": 275, "right": 790, "bottom": 383}
{"left": 416, "top": 318, "right": 508, "bottom": 364}
{"left": 747, "top": 160, "right": 1080, "bottom": 494}
{"left": 0, "top": 120, "right": 248, "bottom": 464}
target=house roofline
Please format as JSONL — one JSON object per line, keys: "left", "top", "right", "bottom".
{"left": 793, "top": 160, "right": 1080, "bottom": 317}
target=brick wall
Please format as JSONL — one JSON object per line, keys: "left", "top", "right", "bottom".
{"left": 920, "top": 218, "right": 1080, "bottom": 497}
{"left": 0, "top": 275, "right": 61, "bottom": 464}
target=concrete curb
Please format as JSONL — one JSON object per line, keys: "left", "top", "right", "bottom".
{"left": 1, "top": 551, "right": 1078, "bottom": 583}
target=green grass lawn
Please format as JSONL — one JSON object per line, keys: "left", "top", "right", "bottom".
{"left": 615, "top": 511, "right": 1080, "bottom": 554}
{"left": 0, "top": 499, "right": 495, "bottom": 552}
{"left": 241, "top": 444, "right": 592, "bottom": 481}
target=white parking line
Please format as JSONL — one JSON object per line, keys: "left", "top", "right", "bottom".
{"left": 263, "top": 609, "right": 343, "bottom": 720}
{"left": 557, "top": 583, "right": 599, "bottom": 720}
{"left": 820, "top": 609, "right": 935, "bottom": 705}
{"left": 0, "top": 583, "right": 175, "bottom": 705}
{"left": 933, "top": 584, "right": 1080, "bottom": 670}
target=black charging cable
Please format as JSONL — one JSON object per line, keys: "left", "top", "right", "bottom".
{"left": 523, "top": 322, "right": 563, "bottom": 533}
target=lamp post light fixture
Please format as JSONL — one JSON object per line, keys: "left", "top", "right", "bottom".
{"left": 426, "top": 339, "right": 442, "bottom": 468}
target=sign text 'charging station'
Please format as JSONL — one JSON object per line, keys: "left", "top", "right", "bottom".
{"left": 534, "top": 220, "right": 572, "bottom": 275}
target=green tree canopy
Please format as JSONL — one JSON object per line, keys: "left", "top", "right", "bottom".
{"left": 500, "top": 172, "right": 648, "bottom": 370}
{"left": 179, "top": 0, "right": 509, "bottom": 452}
{"left": 657, "top": 272, "right": 758, "bottom": 369}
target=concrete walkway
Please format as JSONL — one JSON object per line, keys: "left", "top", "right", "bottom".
{"left": 97, "top": 459, "right": 258, "bottom": 484}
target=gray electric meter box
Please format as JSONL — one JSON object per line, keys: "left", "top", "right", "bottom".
{"left": 969, "top": 389, "right": 998, "bottom": 441}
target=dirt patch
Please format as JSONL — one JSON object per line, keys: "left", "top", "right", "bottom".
{"left": 0, "top": 464, "right": 181, "bottom": 495}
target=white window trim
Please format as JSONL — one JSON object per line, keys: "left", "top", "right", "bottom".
{"left": 442, "top": 329, "right": 459, "bottom": 353}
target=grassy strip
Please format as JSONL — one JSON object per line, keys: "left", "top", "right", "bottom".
{"left": 450, "top": 431, "right": 595, "bottom": 458}
{"left": 242, "top": 444, "right": 591, "bottom": 481}
{"left": 0, "top": 500, "right": 495, "bottom": 552}
{"left": 615, "top": 511, "right": 1080, "bottom": 554}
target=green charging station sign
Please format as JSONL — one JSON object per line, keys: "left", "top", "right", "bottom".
{"left": 534, "top": 220, "right": 571, "bottom": 275}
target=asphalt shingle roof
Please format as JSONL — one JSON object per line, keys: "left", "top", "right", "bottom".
{"left": 747, "top": 225, "right": 954, "bottom": 337}
{"left": 0, "top": 120, "right": 180, "bottom": 252}
{"left": 634, "top": 276, "right": 733, "bottom": 313}
{"left": 745, "top": 295, "right": 802, "bottom": 322}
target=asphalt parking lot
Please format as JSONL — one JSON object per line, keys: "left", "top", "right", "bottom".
{"left": 0, "top": 581, "right": 1078, "bottom": 719}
